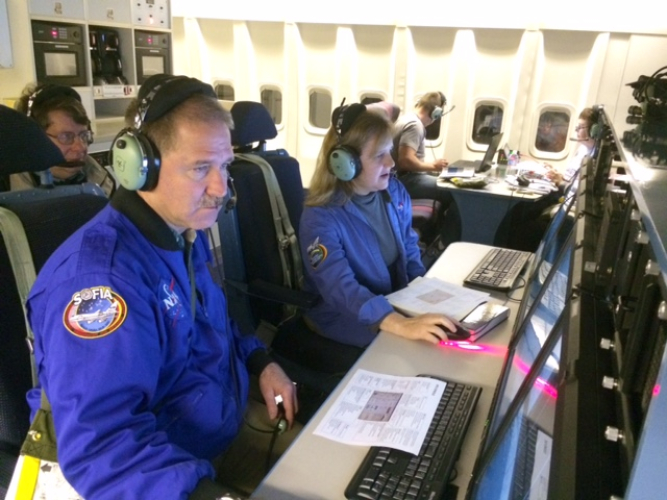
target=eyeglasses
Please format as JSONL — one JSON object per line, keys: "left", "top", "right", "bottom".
{"left": 47, "top": 130, "right": 94, "bottom": 146}
{"left": 574, "top": 125, "right": 589, "bottom": 132}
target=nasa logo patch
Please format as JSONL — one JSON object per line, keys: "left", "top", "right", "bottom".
{"left": 63, "top": 286, "right": 127, "bottom": 339}
{"left": 159, "top": 278, "right": 187, "bottom": 321}
{"left": 307, "top": 237, "right": 327, "bottom": 269}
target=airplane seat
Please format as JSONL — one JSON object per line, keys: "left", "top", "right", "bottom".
{"left": 219, "top": 101, "right": 343, "bottom": 423}
{"left": 0, "top": 106, "right": 108, "bottom": 493}
{"left": 410, "top": 198, "right": 442, "bottom": 250}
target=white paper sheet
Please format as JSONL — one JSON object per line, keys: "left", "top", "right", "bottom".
{"left": 313, "top": 369, "right": 447, "bottom": 455}
{"left": 385, "top": 276, "right": 489, "bottom": 320}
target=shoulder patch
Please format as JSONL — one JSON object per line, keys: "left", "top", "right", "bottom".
{"left": 306, "top": 237, "right": 327, "bottom": 269}
{"left": 63, "top": 286, "right": 127, "bottom": 339}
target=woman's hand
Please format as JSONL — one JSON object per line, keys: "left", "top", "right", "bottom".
{"left": 379, "top": 312, "right": 457, "bottom": 344}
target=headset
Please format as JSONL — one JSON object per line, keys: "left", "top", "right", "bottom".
{"left": 110, "top": 75, "right": 228, "bottom": 193}
{"left": 327, "top": 100, "right": 367, "bottom": 181}
{"left": 430, "top": 91, "right": 448, "bottom": 121}
{"left": 25, "top": 84, "right": 83, "bottom": 119}
{"left": 588, "top": 105, "right": 603, "bottom": 140}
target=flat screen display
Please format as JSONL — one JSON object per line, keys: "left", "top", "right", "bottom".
{"left": 469, "top": 313, "right": 564, "bottom": 500}
{"left": 44, "top": 52, "right": 77, "bottom": 76}
{"left": 514, "top": 171, "right": 579, "bottom": 334}
{"left": 142, "top": 55, "right": 165, "bottom": 76}
{"left": 484, "top": 229, "right": 574, "bottom": 449}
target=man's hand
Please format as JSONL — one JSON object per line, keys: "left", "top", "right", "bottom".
{"left": 258, "top": 362, "right": 298, "bottom": 428}
{"left": 433, "top": 158, "right": 449, "bottom": 171}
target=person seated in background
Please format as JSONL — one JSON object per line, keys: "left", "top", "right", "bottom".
{"left": 545, "top": 107, "right": 596, "bottom": 188}
{"left": 9, "top": 83, "right": 115, "bottom": 196}
{"left": 392, "top": 91, "right": 459, "bottom": 247}
{"left": 500, "top": 107, "right": 595, "bottom": 252}
{"left": 299, "top": 102, "right": 458, "bottom": 373}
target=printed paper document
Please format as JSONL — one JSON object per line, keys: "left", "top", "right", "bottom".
{"left": 386, "top": 276, "right": 489, "bottom": 320}
{"left": 313, "top": 369, "right": 446, "bottom": 455}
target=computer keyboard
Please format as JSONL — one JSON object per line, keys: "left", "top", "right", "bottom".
{"left": 464, "top": 247, "right": 532, "bottom": 291}
{"left": 345, "top": 379, "right": 482, "bottom": 500}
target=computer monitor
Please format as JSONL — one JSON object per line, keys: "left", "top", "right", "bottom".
{"left": 477, "top": 132, "right": 504, "bottom": 172}
{"left": 479, "top": 229, "right": 575, "bottom": 454}
{"left": 512, "top": 172, "right": 580, "bottom": 336}
{"left": 467, "top": 308, "right": 567, "bottom": 500}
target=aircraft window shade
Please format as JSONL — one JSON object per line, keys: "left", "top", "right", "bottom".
{"left": 473, "top": 104, "right": 504, "bottom": 145}
{"left": 261, "top": 88, "right": 283, "bottom": 125}
{"left": 215, "top": 83, "right": 235, "bottom": 101}
{"left": 535, "top": 109, "right": 571, "bottom": 154}
{"left": 308, "top": 89, "right": 332, "bottom": 129}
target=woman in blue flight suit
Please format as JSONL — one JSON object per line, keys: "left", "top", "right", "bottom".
{"left": 298, "top": 103, "right": 458, "bottom": 372}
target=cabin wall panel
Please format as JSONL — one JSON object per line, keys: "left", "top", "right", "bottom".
{"left": 351, "top": 25, "right": 395, "bottom": 101}
{"left": 170, "top": 17, "right": 667, "bottom": 184}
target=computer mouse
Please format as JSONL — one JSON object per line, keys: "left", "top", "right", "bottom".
{"left": 435, "top": 324, "right": 471, "bottom": 341}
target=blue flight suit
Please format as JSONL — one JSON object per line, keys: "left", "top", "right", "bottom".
{"left": 26, "top": 188, "right": 270, "bottom": 499}
{"left": 300, "top": 177, "right": 425, "bottom": 347}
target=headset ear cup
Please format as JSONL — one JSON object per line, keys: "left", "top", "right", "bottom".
{"left": 110, "top": 128, "right": 160, "bottom": 191}
{"left": 431, "top": 106, "right": 444, "bottom": 121}
{"left": 328, "top": 146, "right": 362, "bottom": 181}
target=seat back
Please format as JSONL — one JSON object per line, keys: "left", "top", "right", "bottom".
{"left": 218, "top": 101, "right": 306, "bottom": 334}
{"left": 0, "top": 106, "right": 108, "bottom": 494}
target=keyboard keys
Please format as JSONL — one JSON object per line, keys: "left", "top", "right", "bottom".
{"left": 464, "top": 248, "right": 532, "bottom": 290}
{"left": 345, "top": 379, "right": 482, "bottom": 500}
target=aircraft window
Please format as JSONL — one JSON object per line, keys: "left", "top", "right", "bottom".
{"left": 309, "top": 89, "right": 332, "bottom": 129}
{"left": 535, "top": 109, "right": 571, "bottom": 153}
{"left": 261, "top": 88, "right": 283, "bottom": 125}
{"left": 425, "top": 119, "right": 441, "bottom": 141}
{"left": 472, "top": 104, "right": 504, "bottom": 145}
{"left": 360, "top": 95, "right": 383, "bottom": 105}
{"left": 215, "top": 83, "right": 235, "bottom": 101}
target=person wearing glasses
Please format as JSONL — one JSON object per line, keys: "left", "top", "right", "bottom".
{"left": 9, "top": 83, "right": 116, "bottom": 196}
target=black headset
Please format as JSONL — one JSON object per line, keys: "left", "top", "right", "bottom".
{"left": 327, "top": 101, "right": 367, "bottom": 181}
{"left": 110, "top": 75, "right": 225, "bottom": 192}
{"left": 587, "top": 105, "right": 603, "bottom": 141}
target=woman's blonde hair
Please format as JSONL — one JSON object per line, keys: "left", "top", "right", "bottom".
{"left": 306, "top": 110, "right": 393, "bottom": 207}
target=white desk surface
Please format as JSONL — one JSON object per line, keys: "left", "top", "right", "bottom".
{"left": 252, "top": 243, "right": 524, "bottom": 500}
{"left": 437, "top": 175, "right": 544, "bottom": 200}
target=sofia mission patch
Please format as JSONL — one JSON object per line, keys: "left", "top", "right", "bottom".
{"left": 307, "top": 237, "right": 328, "bottom": 269}
{"left": 63, "top": 286, "right": 128, "bottom": 339}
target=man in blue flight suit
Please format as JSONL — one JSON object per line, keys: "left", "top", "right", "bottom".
{"left": 25, "top": 75, "right": 297, "bottom": 499}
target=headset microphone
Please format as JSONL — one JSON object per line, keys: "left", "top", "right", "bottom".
{"left": 224, "top": 176, "right": 237, "bottom": 213}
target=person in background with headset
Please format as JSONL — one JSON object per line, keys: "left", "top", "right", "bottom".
{"left": 545, "top": 107, "right": 596, "bottom": 187}
{"left": 501, "top": 107, "right": 596, "bottom": 252}
{"left": 9, "top": 83, "right": 115, "bottom": 196}
{"left": 299, "top": 102, "right": 459, "bottom": 373}
{"left": 392, "top": 91, "right": 459, "bottom": 246}
{"left": 23, "top": 74, "right": 297, "bottom": 499}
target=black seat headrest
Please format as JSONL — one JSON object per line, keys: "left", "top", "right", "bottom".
{"left": 230, "top": 101, "right": 277, "bottom": 147}
{"left": 0, "top": 105, "right": 64, "bottom": 175}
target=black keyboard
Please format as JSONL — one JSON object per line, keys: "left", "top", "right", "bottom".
{"left": 464, "top": 247, "right": 532, "bottom": 291}
{"left": 345, "top": 379, "right": 482, "bottom": 500}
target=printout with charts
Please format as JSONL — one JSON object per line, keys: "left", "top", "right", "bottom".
{"left": 313, "top": 369, "right": 446, "bottom": 455}
{"left": 385, "top": 276, "right": 489, "bottom": 320}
